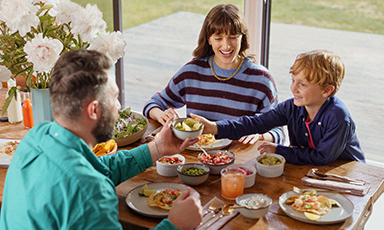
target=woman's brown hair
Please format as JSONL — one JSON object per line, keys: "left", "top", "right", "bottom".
{"left": 192, "top": 4, "right": 255, "bottom": 61}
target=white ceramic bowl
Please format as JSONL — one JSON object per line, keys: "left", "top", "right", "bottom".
{"left": 171, "top": 118, "right": 203, "bottom": 140}
{"left": 177, "top": 163, "right": 210, "bottom": 186}
{"left": 236, "top": 193, "right": 272, "bottom": 219}
{"left": 230, "top": 164, "right": 256, "bottom": 188}
{"left": 255, "top": 153, "right": 285, "bottom": 178}
{"left": 156, "top": 154, "right": 185, "bottom": 177}
{"left": 114, "top": 111, "right": 148, "bottom": 147}
{"left": 198, "top": 150, "right": 235, "bottom": 175}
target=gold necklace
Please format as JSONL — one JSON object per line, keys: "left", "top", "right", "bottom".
{"left": 210, "top": 55, "right": 244, "bottom": 81}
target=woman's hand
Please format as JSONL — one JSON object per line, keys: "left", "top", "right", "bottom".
{"left": 238, "top": 134, "right": 263, "bottom": 144}
{"left": 189, "top": 113, "right": 218, "bottom": 135}
{"left": 149, "top": 108, "right": 179, "bottom": 126}
{"left": 168, "top": 187, "right": 203, "bottom": 230}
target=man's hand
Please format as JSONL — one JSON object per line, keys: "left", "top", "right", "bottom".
{"left": 168, "top": 187, "right": 203, "bottom": 230}
{"left": 155, "top": 115, "right": 198, "bottom": 157}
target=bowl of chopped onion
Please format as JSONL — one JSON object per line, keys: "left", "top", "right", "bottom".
{"left": 114, "top": 108, "right": 148, "bottom": 147}
{"left": 198, "top": 150, "right": 235, "bottom": 175}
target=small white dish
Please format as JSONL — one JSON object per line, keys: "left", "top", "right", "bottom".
{"left": 156, "top": 154, "right": 185, "bottom": 177}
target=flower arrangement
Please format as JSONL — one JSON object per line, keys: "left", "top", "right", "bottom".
{"left": 0, "top": 0, "right": 126, "bottom": 115}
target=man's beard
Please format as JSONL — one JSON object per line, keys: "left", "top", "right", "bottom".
{"left": 92, "top": 103, "right": 116, "bottom": 143}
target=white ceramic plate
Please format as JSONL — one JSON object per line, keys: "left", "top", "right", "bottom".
{"left": 279, "top": 190, "right": 354, "bottom": 225}
{"left": 0, "top": 139, "right": 20, "bottom": 167}
{"left": 186, "top": 139, "right": 232, "bottom": 151}
{"left": 126, "top": 182, "right": 199, "bottom": 218}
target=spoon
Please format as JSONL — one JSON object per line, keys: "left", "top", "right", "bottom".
{"left": 203, "top": 204, "right": 236, "bottom": 230}
{"left": 196, "top": 144, "right": 210, "bottom": 157}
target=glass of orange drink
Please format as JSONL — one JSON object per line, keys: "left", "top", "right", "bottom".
{"left": 221, "top": 167, "right": 246, "bottom": 200}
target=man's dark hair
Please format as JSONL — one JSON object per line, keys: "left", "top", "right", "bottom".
{"left": 50, "top": 49, "right": 112, "bottom": 120}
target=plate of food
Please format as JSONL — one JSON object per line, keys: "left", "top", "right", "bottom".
{"left": 126, "top": 182, "right": 199, "bottom": 218}
{"left": 279, "top": 189, "right": 354, "bottom": 224}
{"left": 0, "top": 139, "right": 20, "bottom": 167}
{"left": 186, "top": 134, "right": 232, "bottom": 151}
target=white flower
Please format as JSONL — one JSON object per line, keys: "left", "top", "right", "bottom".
{"left": 24, "top": 33, "right": 63, "bottom": 73}
{"left": 0, "top": 65, "right": 11, "bottom": 82}
{"left": 90, "top": 31, "right": 126, "bottom": 63}
{"left": 0, "top": 0, "right": 39, "bottom": 37}
{"left": 70, "top": 4, "right": 107, "bottom": 43}
{"left": 54, "top": 0, "right": 82, "bottom": 24}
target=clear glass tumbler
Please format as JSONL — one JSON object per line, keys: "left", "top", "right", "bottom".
{"left": 221, "top": 166, "right": 245, "bottom": 200}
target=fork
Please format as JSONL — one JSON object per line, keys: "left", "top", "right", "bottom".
{"left": 198, "top": 199, "right": 220, "bottom": 228}
{"left": 293, "top": 186, "right": 352, "bottom": 194}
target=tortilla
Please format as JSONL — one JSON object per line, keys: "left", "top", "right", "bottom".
{"left": 291, "top": 195, "right": 331, "bottom": 215}
{"left": 197, "top": 134, "right": 216, "bottom": 146}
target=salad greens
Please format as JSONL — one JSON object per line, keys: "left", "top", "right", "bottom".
{"left": 114, "top": 108, "right": 147, "bottom": 138}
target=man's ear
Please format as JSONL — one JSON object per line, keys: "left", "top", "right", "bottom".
{"left": 86, "top": 100, "right": 100, "bottom": 121}
{"left": 323, "top": 85, "right": 335, "bottom": 97}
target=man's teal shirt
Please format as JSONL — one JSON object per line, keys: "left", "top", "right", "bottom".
{"left": 0, "top": 121, "right": 177, "bottom": 230}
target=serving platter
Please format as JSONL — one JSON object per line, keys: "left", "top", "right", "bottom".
{"left": 126, "top": 182, "right": 198, "bottom": 218}
{"left": 279, "top": 190, "right": 354, "bottom": 224}
{"left": 186, "top": 138, "right": 232, "bottom": 151}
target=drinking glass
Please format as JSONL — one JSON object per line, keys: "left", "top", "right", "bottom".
{"left": 221, "top": 166, "right": 245, "bottom": 200}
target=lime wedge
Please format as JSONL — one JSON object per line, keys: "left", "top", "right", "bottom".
{"left": 304, "top": 212, "right": 321, "bottom": 221}
{"left": 144, "top": 189, "right": 156, "bottom": 197}
{"left": 182, "top": 122, "right": 192, "bottom": 131}
{"left": 139, "top": 184, "right": 148, "bottom": 195}
{"left": 192, "top": 123, "right": 202, "bottom": 131}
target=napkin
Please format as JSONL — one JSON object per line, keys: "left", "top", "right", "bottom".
{"left": 143, "top": 126, "right": 163, "bottom": 142}
{"left": 197, "top": 197, "right": 238, "bottom": 230}
{"left": 301, "top": 169, "right": 371, "bottom": 196}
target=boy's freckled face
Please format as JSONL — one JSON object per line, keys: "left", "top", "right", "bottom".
{"left": 290, "top": 71, "right": 327, "bottom": 109}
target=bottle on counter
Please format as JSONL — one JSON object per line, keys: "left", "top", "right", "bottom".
{"left": 6, "top": 79, "right": 22, "bottom": 124}
{"left": 22, "top": 88, "right": 33, "bottom": 128}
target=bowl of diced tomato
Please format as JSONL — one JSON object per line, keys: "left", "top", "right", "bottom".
{"left": 156, "top": 154, "right": 185, "bottom": 177}
{"left": 197, "top": 150, "right": 235, "bottom": 175}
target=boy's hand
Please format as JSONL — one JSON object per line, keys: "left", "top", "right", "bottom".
{"left": 190, "top": 113, "right": 218, "bottom": 135}
{"left": 257, "top": 142, "right": 278, "bottom": 154}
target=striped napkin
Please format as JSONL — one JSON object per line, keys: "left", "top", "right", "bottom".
{"left": 301, "top": 169, "right": 371, "bottom": 196}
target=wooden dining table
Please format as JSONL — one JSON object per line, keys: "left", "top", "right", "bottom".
{"left": 1, "top": 87, "right": 384, "bottom": 229}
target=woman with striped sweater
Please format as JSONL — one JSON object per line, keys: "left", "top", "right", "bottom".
{"left": 143, "top": 4, "right": 284, "bottom": 144}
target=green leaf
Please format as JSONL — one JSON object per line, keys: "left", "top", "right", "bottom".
{"left": 1, "top": 95, "right": 13, "bottom": 116}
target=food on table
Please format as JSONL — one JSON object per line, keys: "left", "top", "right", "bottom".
{"left": 197, "top": 134, "right": 216, "bottom": 145}
{"left": 0, "top": 140, "right": 20, "bottom": 155}
{"left": 158, "top": 156, "right": 183, "bottom": 165}
{"left": 173, "top": 118, "right": 202, "bottom": 131}
{"left": 147, "top": 188, "right": 181, "bottom": 210}
{"left": 139, "top": 184, "right": 157, "bottom": 197}
{"left": 198, "top": 151, "right": 234, "bottom": 165}
{"left": 93, "top": 139, "right": 116, "bottom": 157}
{"left": 289, "top": 190, "right": 332, "bottom": 219}
{"left": 258, "top": 155, "right": 283, "bottom": 165}
{"left": 180, "top": 167, "right": 207, "bottom": 176}
{"left": 239, "top": 166, "right": 253, "bottom": 176}
{"left": 114, "top": 107, "right": 147, "bottom": 138}
{"left": 304, "top": 211, "right": 321, "bottom": 221}
{"left": 238, "top": 194, "right": 266, "bottom": 209}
